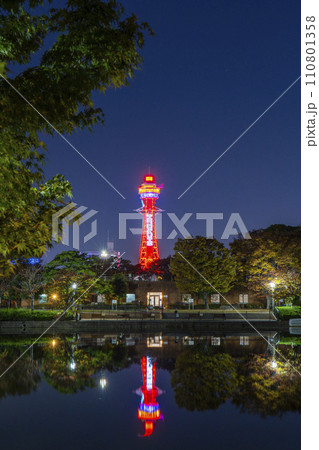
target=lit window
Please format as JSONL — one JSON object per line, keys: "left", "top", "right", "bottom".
{"left": 211, "top": 337, "right": 221, "bottom": 346}
{"left": 239, "top": 294, "right": 249, "bottom": 304}
{"left": 211, "top": 294, "right": 220, "bottom": 304}
{"left": 240, "top": 336, "right": 249, "bottom": 345}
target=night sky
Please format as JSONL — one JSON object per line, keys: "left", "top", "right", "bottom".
{"left": 41, "top": 0, "right": 300, "bottom": 264}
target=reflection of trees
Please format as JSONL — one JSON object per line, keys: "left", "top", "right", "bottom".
{"left": 0, "top": 348, "right": 40, "bottom": 400}
{"left": 42, "top": 339, "right": 131, "bottom": 393}
{"left": 171, "top": 346, "right": 301, "bottom": 417}
{"left": 171, "top": 347, "right": 238, "bottom": 411}
{"left": 232, "top": 353, "right": 301, "bottom": 418}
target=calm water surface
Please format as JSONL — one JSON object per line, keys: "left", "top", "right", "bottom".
{"left": 0, "top": 332, "right": 300, "bottom": 450}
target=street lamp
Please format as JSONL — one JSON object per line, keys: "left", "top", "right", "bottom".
{"left": 52, "top": 294, "right": 57, "bottom": 300}
{"left": 100, "top": 250, "right": 108, "bottom": 258}
{"left": 72, "top": 283, "right": 77, "bottom": 290}
{"left": 269, "top": 282, "right": 276, "bottom": 311}
{"left": 271, "top": 359, "right": 277, "bottom": 369}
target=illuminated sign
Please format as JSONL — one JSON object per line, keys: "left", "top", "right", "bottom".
{"left": 146, "top": 213, "right": 153, "bottom": 246}
{"left": 145, "top": 175, "right": 154, "bottom": 182}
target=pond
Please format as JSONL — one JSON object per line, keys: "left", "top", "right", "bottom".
{"left": 0, "top": 332, "right": 300, "bottom": 450}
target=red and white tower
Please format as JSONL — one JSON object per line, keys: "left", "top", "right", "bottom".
{"left": 138, "top": 175, "right": 163, "bottom": 270}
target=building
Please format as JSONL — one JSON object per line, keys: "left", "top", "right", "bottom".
{"left": 124, "top": 280, "right": 267, "bottom": 309}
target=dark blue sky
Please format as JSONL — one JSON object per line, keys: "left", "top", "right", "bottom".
{"left": 43, "top": 0, "right": 300, "bottom": 263}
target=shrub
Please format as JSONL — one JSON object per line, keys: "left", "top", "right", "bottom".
{"left": 275, "top": 306, "right": 301, "bottom": 320}
{"left": 0, "top": 309, "right": 73, "bottom": 321}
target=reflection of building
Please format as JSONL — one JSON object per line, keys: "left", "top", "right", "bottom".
{"left": 135, "top": 356, "right": 163, "bottom": 437}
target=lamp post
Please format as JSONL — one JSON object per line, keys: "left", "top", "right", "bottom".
{"left": 268, "top": 282, "right": 276, "bottom": 319}
{"left": 269, "top": 282, "right": 275, "bottom": 309}
{"left": 70, "top": 283, "right": 78, "bottom": 315}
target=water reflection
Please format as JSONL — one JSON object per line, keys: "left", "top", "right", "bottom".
{"left": 0, "top": 332, "right": 300, "bottom": 420}
{"left": 135, "top": 356, "right": 163, "bottom": 437}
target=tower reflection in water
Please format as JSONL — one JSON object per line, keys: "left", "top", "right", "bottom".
{"left": 135, "top": 356, "right": 163, "bottom": 437}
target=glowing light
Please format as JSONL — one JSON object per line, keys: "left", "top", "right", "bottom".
{"left": 136, "top": 356, "right": 163, "bottom": 437}
{"left": 52, "top": 339, "right": 56, "bottom": 347}
{"left": 271, "top": 360, "right": 277, "bottom": 369}
{"left": 138, "top": 175, "right": 163, "bottom": 270}
{"left": 52, "top": 294, "right": 57, "bottom": 300}
{"left": 70, "top": 361, "right": 76, "bottom": 371}
{"left": 100, "top": 378, "right": 107, "bottom": 389}
{"left": 100, "top": 250, "right": 108, "bottom": 258}
{"left": 71, "top": 283, "right": 77, "bottom": 289}
{"left": 269, "top": 282, "right": 276, "bottom": 289}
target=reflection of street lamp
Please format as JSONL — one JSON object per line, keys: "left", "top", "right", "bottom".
{"left": 100, "top": 378, "right": 107, "bottom": 389}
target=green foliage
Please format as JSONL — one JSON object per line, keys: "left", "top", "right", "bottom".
{"left": 0, "top": 309, "right": 73, "bottom": 320}
{"left": 111, "top": 273, "right": 128, "bottom": 301}
{"left": 0, "top": 0, "right": 152, "bottom": 273}
{"left": 11, "top": 261, "right": 43, "bottom": 310}
{"left": 276, "top": 306, "right": 301, "bottom": 320}
{"left": 230, "top": 225, "right": 301, "bottom": 302}
{"left": 171, "top": 237, "right": 236, "bottom": 306}
{"left": 278, "top": 336, "right": 301, "bottom": 345}
{"left": 43, "top": 250, "right": 111, "bottom": 307}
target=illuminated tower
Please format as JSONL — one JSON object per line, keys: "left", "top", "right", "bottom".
{"left": 136, "top": 356, "right": 163, "bottom": 437}
{"left": 138, "top": 175, "right": 163, "bottom": 270}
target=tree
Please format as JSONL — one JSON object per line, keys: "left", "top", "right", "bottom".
{"left": 13, "top": 261, "right": 43, "bottom": 310}
{"left": 230, "top": 225, "right": 301, "bottom": 303}
{"left": 111, "top": 273, "right": 128, "bottom": 303}
{"left": 0, "top": 273, "right": 17, "bottom": 307}
{"left": 42, "top": 251, "right": 100, "bottom": 307}
{"left": 0, "top": 0, "right": 153, "bottom": 273}
{"left": 171, "top": 237, "right": 236, "bottom": 308}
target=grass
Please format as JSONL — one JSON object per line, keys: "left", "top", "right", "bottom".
{"left": 0, "top": 309, "right": 74, "bottom": 321}
{"left": 278, "top": 336, "right": 301, "bottom": 345}
{"left": 276, "top": 306, "right": 301, "bottom": 320}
